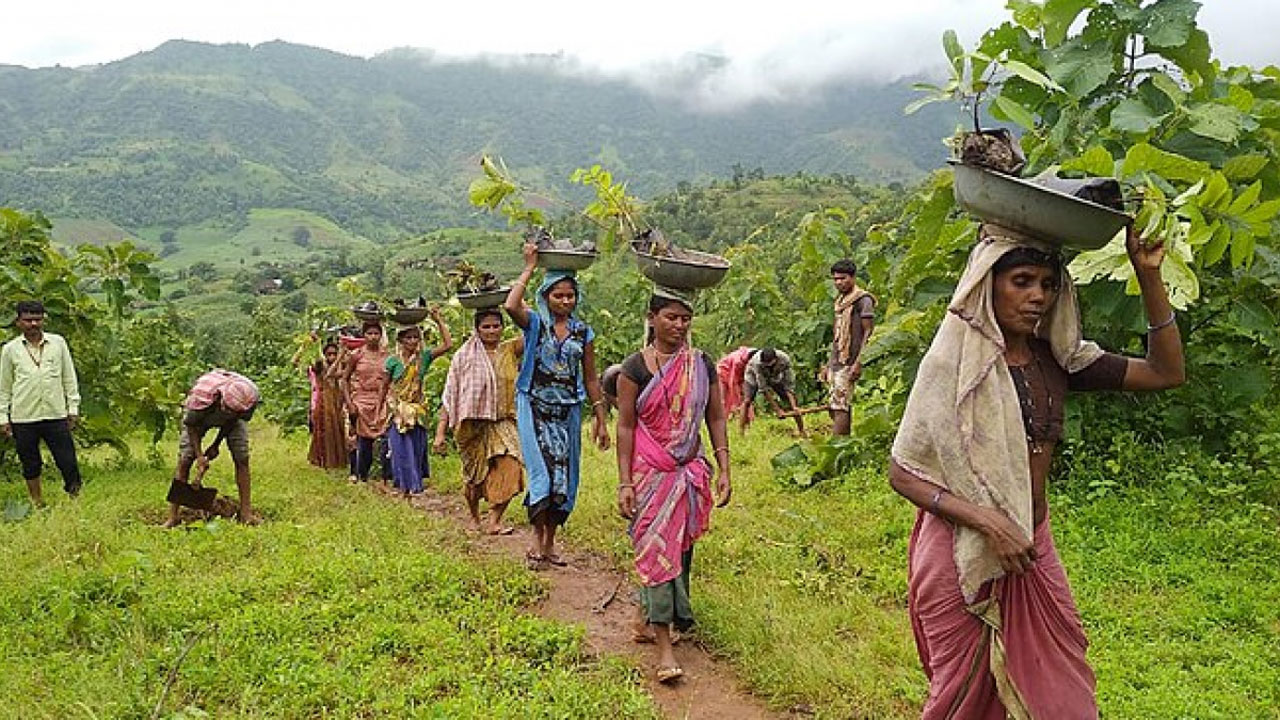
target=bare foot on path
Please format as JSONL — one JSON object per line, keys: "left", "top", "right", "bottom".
{"left": 396, "top": 487, "right": 781, "bottom": 720}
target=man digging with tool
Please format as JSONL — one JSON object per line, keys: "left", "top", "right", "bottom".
{"left": 164, "top": 369, "right": 261, "bottom": 528}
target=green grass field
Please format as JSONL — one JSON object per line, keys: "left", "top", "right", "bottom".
{"left": 0, "top": 428, "right": 655, "bottom": 720}
{"left": 564, "top": 417, "right": 1280, "bottom": 719}
{"left": 4, "top": 418, "right": 1278, "bottom": 718}
{"left": 431, "top": 411, "right": 1280, "bottom": 718}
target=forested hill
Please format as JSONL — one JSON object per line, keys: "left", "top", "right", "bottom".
{"left": 0, "top": 40, "right": 953, "bottom": 240}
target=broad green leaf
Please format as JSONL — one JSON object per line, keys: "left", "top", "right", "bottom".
{"left": 1202, "top": 222, "right": 1231, "bottom": 265}
{"left": 1187, "top": 103, "right": 1247, "bottom": 143}
{"left": 994, "top": 95, "right": 1038, "bottom": 129}
{"left": 1043, "top": 0, "right": 1095, "bottom": 46}
{"left": 1068, "top": 231, "right": 1129, "bottom": 284}
{"left": 1220, "top": 366, "right": 1273, "bottom": 406}
{"left": 1151, "top": 28, "right": 1213, "bottom": 82}
{"left": 1002, "top": 59, "right": 1063, "bottom": 91}
{"left": 1242, "top": 198, "right": 1280, "bottom": 225}
{"left": 1111, "top": 1, "right": 1144, "bottom": 21}
{"left": 1226, "top": 84, "right": 1255, "bottom": 112}
{"left": 1231, "top": 226, "right": 1256, "bottom": 268}
{"left": 1044, "top": 38, "right": 1116, "bottom": 98}
{"left": 1109, "top": 97, "right": 1166, "bottom": 134}
{"left": 1142, "top": 199, "right": 1165, "bottom": 240}
{"left": 943, "top": 30, "right": 965, "bottom": 71}
{"left": 1121, "top": 143, "right": 1210, "bottom": 183}
{"left": 1198, "top": 171, "right": 1231, "bottom": 210}
{"left": 1160, "top": 238, "right": 1200, "bottom": 309}
{"left": 1062, "top": 145, "right": 1116, "bottom": 176}
{"left": 1222, "top": 154, "right": 1269, "bottom": 181}
{"left": 1171, "top": 179, "right": 1205, "bottom": 207}
{"left": 1150, "top": 73, "right": 1187, "bottom": 106}
{"left": 1253, "top": 99, "right": 1280, "bottom": 119}
{"left": 1231, "top": 299, "right": 1280, "bottom": 348}
{"left": 1008, "top": 0, "right": 1042, "bottom": 30}
{"left": 1186, "top": 218, "right": 1218, "bottom": 247}
{"left": 1226, "top": 180, "right": 1262, "bottom": 216}
{"left": 1139, "top": 0, "right": 1200, "bottom": 47}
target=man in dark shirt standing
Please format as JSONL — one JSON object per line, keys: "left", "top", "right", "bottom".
{"left": 165, "top": 369, "right": 261, "bottom": 527}
{"left": 822, "top": 260, "right": 875, "bottom": 436}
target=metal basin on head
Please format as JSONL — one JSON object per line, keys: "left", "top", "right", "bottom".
{"left": 950, "top": 161, "right": 1132, "bottom": 250}
{"left": 632, "top": 247, "right": 730, "bottom": 290}
{"left": 537, "top": 249, "right": 598, "bottom": 271}
{"left": 456, "top": 287, "right": 511, "bottom": 310}
{"left": 389, "top": 307, "right": 429, "bottom": 325}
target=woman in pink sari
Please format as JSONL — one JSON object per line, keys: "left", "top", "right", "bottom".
{"left": 615, "top": 291, "right": 732, "bottom": 684}
{"left": 889, "top": 226, "right": 1184, "bottom": 718}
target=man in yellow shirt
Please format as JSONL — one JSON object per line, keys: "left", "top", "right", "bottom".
{"left": 0, "top": 300, "right": 83, "bottom": 506}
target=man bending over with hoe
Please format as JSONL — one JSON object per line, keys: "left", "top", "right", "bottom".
{"left": 165, "top": 369, "right": 261, "bottom": 528}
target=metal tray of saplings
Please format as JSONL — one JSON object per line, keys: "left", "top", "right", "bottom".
{"left": 389, "top": 306, "right": 429, "bottom": 325}
{"left": 351, "top": 301, "right": 384, "bottom": 322}
{"left": 528, "top": 226, "right": 598, "bottom": 270}
{"left": 457, "top": 287, "right": 512, "bottom": 309}
{"left": 630, "top": 229, "right": 730, "bottom": 289}
{"left": 537, "top": 248, "right": 598, "bottom": 271}
{"left": 949, "top": 160, "right": 1132, "bottom": 250}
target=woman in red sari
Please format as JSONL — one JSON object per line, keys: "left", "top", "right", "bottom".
{"left": 615, "top": 291, "right": 732, "bottom": 684}
{"left": 342, "top": 321, "right": 391, "bottom": 483}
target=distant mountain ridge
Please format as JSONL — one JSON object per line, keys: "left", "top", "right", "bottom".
{"left": 0, "top": 40, "right": 955, "bottom": 240}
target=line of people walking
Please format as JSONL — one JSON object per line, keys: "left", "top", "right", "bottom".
{"left": 6, "top": 217, "right": 1185, "bottom": 713}
{"left": 294, "top": 242, "right": 879, "bottom": 684}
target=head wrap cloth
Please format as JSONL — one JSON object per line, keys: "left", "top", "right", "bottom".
{"left": 890, "top": 224, "right": 1103, "bottom": 600}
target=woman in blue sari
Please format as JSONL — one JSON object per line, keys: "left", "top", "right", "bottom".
{"left": 504, "top": 242, "right": 611, "bottom": 569}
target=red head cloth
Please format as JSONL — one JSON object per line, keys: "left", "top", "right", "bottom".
{"left": 186, "top": 370, "right": 260, "bottom": 413}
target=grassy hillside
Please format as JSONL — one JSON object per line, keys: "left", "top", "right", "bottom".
{"left": 437, "top": 413, "right": 1280, "bottom": 718}
{"left": 0, "top": 429, "right": 656, "bottom": 719}
{"left": 3, "top": 415, "right": 1278, "bottom": 718}
{"left": 0, "top": 40, "right": 956, "bottom": 242}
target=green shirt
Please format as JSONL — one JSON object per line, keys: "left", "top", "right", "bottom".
{"left": 0, "top": 332, "right": 81, "bottom": 424}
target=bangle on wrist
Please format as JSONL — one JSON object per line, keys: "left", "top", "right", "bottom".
{"left": 1147, "top": 312, "right": 1176, "bottom": 333}
{"left": 929, "top": 487, "right": 948, "bottom": 515}
{"left": 713, "top": 445, "right": 729, "bottom": 456}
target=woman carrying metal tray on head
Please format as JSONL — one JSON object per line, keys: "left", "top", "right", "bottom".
{"left": 888, "top": 222, "right": 1184, "bottom": 718}
{"left": 343, "top": 317, "right": 391, "bottom": 484}
{"left": 382, "top": 308, "right": 451, "bottom": 499}
{"left": 615, "top": 286, "right": 732, "bottom": 685}
{"left": 504, "top": 242, "right": 610, "bottom": 570}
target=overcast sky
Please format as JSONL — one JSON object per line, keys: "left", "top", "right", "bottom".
{"left": 6, "top": 0, "right": 1276, "bottom": 104}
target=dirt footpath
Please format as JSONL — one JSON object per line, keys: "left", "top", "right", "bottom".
{"left": 394, "top": 487, "right": 783, "bottom": 720}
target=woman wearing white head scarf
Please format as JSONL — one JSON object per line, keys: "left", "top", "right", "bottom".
{"left": 888, "top": 224, "right": 1184, "bottom": 719}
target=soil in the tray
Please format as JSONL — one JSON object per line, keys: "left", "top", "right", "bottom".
{"left": 959, "top": 130, "right": 1025, "bottom": 175}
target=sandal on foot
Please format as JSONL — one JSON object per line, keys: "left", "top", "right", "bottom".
{"left": 524, "top": 551, "right": 547, "bottom": 571}
{"left": 486, "top": 526, "right": 515, "bottom": 536}
{"left": 656, "top": 666, "right": 684, "bottom": 684}
{"left": 545, "top": 553, "right": 569, "bottom": 567}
